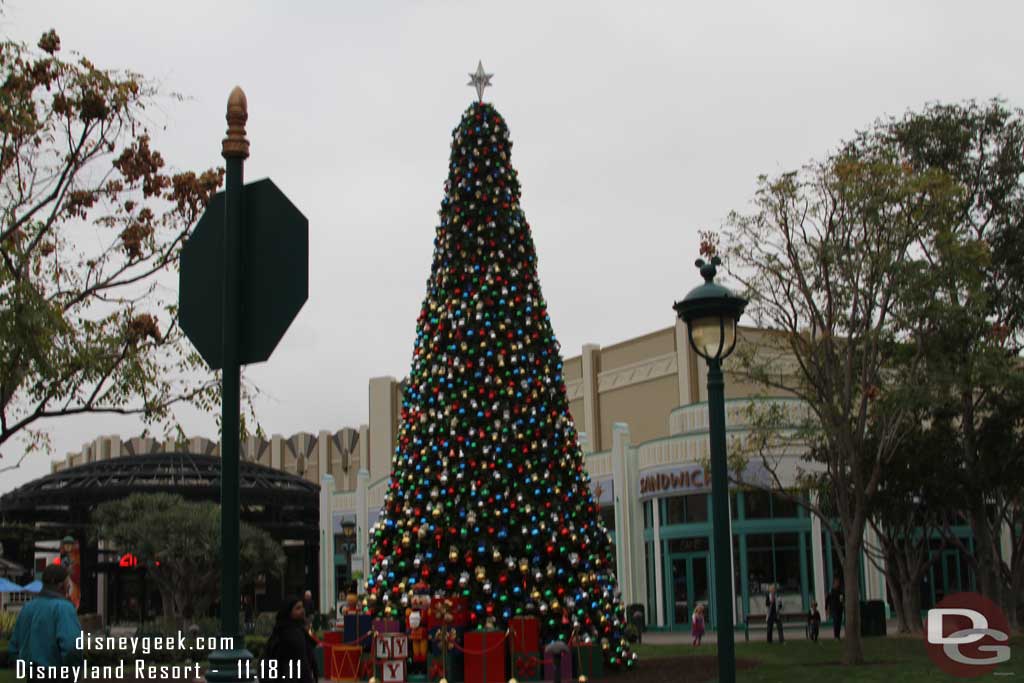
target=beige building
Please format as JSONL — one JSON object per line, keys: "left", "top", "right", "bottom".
{"left": 51, "top": 318, "right": 988, "bottom": 631}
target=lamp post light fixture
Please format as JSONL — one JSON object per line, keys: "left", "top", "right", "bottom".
{"left": 673, "top": 255, "right": 747, "bottom": 683}
{"left": 339, "top": 521, "right": 357, "bottom": 555}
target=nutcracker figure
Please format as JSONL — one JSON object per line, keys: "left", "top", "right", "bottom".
{"left": 406, "top": 582, "right": 431, "bottom": 672}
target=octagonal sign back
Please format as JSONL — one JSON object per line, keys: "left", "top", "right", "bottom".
{"left": 180, "top": 178, "right": 308, "bottom": 369}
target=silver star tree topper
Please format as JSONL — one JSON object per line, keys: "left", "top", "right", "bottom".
{"left": 467, "top": 61, "right": 493, "bottom": 103}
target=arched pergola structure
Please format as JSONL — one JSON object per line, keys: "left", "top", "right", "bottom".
{"left": 0, "top": 453, "right": 319, "bottom": 621}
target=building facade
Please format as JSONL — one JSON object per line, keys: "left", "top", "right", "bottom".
{"left": 41, "top": 318, "right": 988, "bottom": 629}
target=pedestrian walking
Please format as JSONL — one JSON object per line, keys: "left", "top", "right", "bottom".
{"left": 8, "top": 565, "right": 82, "bottom": 667}
{"left": 826, "top": 578, "right": 844, "bottom": 639}
{"left": 765, "top": 584, "right": 784, "bottom": 643}
{"left": 807, "top": 600, "right": 821, "bottom": 642}
{"left": 691, "top": 604, "right": 706, "bottom": 646}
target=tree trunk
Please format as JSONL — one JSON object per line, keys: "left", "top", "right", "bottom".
{"left": 1008, "top": 563, "right": 1022, "bottom": 632}
{"left": 887, "top": 574, "right": 909, "bottom": 634}
{"left": 843, "top": 545, "right": 864, "bottom": 664}
{"left": 968, "top": 501, "right": 1002, "bottom": 606}
{"left": 900, "top": 579, "right": 922, "bottom": 633}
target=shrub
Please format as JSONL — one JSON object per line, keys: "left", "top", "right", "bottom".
{"left": 244, "top": 635, "right": 268, "bottom": 659}
{"left": 254, "top": 612, "right": 275, "bottom": 637}
{"left": 0, "top": 612, "right": 16, "bottom": 639}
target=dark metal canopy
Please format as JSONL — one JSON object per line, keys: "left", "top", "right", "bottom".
{"left": 673, "top": 256, "right": 748, "bottom": 324}
{"left": 0, "top": 452, "right": 318, "bottom": 540}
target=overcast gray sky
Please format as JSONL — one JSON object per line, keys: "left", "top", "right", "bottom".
{"left": 2, "top": 0, "right": 1022, "bottom": 494}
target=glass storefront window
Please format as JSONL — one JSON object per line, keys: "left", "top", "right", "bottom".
{"left": 772, "top": 495, "right": 800, "bottom": 519}
{"left": 744, "top": 533, "right": 803, "bottom": 600}
{"left": 746, "top": 533, "right": 773, "bottom": 597}
{"left": 689, "top": 494, "right": 709, "bottom": 523}
{"left": 744, "top": 491, "right": 772, "bottom": 519}
{"left": 663, "top": 493, "right": 709, "bottom": 525}
{"left": 643, "top": 500, "right": 653, "bottom": 529}
{"left": 645, "top": 542, "right": 655, "bottom": 623}
{"left": 741, "top": 490, "right": 802, "bottom": 519}
{"left": 775, "top": 533, "right": 800, "bottom": 594}
{"left": 664, "top": 497, "right": 686, "bottom": 525}
{"left": 600, "top": 505, "right": 616, "bottom": 532}
{"left": 667, "top": 536, "right": 709, "bottom": 554}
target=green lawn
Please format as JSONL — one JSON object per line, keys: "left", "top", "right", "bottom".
{"left": 630, "top": 635, "right": 1024, "bottom": 682}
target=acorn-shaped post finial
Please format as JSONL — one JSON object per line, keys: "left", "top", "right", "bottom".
{"left": 222, "top": 86, "right": 250, "bottom": 159}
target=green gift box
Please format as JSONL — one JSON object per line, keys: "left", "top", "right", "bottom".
{"left": 427, "top": 650, "right": 460, "bottom": 682}
{"left": 314, "top": 645, "right": 324, "bottom": 678}
{"left": 358, "top": 652, "right": 375, "bottom": 681}
{"left": 511, "top": 651, "right": 542, "bottom": 682}
{"left": 573, "top": 643, "right": 604, "bottom": 679}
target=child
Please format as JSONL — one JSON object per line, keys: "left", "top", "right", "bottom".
{"left": 691, "top": 604, "right": 706, "bottom": 646}
{"left": 808, "top": 600, "right": 821, "bottom": 642}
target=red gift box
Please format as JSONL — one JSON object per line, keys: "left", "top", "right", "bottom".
{"left": 428, "top": 596, "right": 471, "bottom": 628}
{"left": 508, "top": 616, "right": 540, "bottom": 654}
{"left": 463, "top": 630, "right": 506, "bottom": 683}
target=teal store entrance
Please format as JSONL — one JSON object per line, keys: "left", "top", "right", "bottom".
{"left": 668, "top": 551, "right": 710, "bottom": 628}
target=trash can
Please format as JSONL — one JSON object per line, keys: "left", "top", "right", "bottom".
{"left": 859, "top": 600, "right": 887, "bottom": 637}
{"left": 627, "top": 604, "right": 645, "bottom": 631}
{"left": 626, "top": 603, "right": 645, "bottom": 644}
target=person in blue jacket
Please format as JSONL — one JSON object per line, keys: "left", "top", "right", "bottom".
{"left": 8, "top": 564, "right": 82, "bottom": 667}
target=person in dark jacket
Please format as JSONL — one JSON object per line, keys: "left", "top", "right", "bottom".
{"left": 826, "top": 577, "right": 844, "bottom": 639}
{"left": 265, "top": 596, "right": 319, "bottom": 683}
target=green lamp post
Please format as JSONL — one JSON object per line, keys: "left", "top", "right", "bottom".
{"left": 673, "top": 255, "right": 747, "bottom": 683}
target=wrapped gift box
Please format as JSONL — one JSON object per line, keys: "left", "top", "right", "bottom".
{"left": 343, "top": 614, "right": 374, "bottom": 650}
{"left": 428, "top": 596, "right": 471, "bottom": 628}
{"left": 428, "top": 626, "right": 466, "bottom": 655}
{"left": 373, "top": 618, "right": 403, "bottom": 634}
{"left": 325, "top": 644, "right": 361, "bottom": 681}
{"left": 314, "top": 645, "right": 324, "bottom": 680}
{"left": 427, "top": 649, "right": 462, "bottom": 683}
{"left": 542, "top": 646, "right": 571, "bottom": 683}
{"left": 572, "top": 643, "right": 604, "bottom": 679}
{"left": 427, "top": 629, "right": 464, "bottom": 682}
{"left": 358, "top": 652, "right": 375, "bottom": 682}
{"left": 508, "top": 616, "right": 540, "bottom": 654}
{"left": 511, "top": 652, "right": 542, "bottom": 682}
{"left": 463, "top": 630, "right": 506, "bottom": 683}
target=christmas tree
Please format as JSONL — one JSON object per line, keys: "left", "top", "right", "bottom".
{"left": 366, "top": 74, "right": 635, "bottom": 670}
